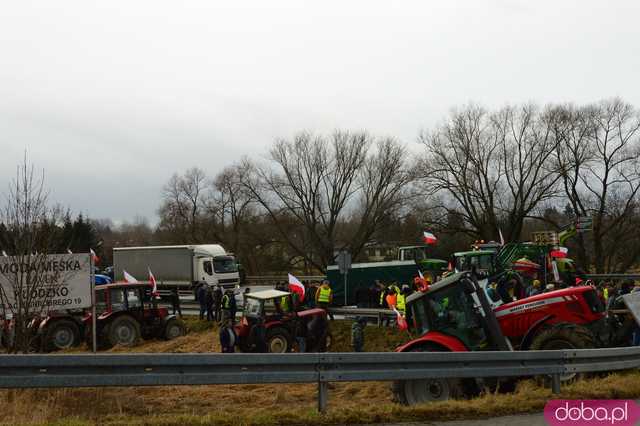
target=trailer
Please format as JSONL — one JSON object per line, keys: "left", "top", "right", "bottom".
{"left": 113, "top": 244, "right": 239, "bottom": 289}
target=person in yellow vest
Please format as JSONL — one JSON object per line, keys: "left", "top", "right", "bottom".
{"left": 396, "top": 286, "right": 409, "bottom": 316}
{"left": 316, "top": 280, "right": 334, "bottom": 320}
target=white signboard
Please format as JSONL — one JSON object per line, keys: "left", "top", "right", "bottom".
{"left": 0, "top": 253, "right": 92, "bottom": 312}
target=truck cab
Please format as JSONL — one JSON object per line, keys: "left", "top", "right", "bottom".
{"left": 398, "top": 245, "right": 448, "bottom": 282}
{"left": 195, "top": 245, "right": 239, "bottom": 287}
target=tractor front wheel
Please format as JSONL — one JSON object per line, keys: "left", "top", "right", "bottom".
{"left": 108, "top": 315, "right": 141, "bottom": 347}
{"left": 266, "top": 327, "right": 292, "bottom": 353}
{"left": 392, "top": 345, "right": 464, "bottom": 405}
{"left": 164, "top": 319, "right": 186, "bottom": 340}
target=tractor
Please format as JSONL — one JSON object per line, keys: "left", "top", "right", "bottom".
{"left": 235, "top": 289, "right": 330, "bottom": 353}
{"left": 32, "top": 282, "right": 186, "bottom": 351}
{"left": 392, "top": 271, "right": 638, "bottom": 405}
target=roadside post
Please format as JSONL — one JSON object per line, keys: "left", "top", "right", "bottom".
{"left": 90, "top": 255, "right": 97, "bottom": 353}
{"left": 337, "top": 251, "right": 352, "bottom": 306}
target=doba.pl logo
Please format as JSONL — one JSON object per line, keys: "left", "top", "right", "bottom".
{"left": 545, "top": 400, "right": 640, "bottom": 425}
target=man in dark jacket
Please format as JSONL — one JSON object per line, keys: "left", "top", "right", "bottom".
{"left": 205, "top": 286, "right": 215, "bottom": 322}
{"left": 213, "top": 285, "right": 223, "bottom": 322}
{"left": 219, "top": 319, "right": 236, "bottom": 353}
{"left": 196, "top": 284, "right": 207, "bottom": 320}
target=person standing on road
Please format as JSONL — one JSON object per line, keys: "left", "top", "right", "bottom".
{"left": 351, "top": 316, "right": 366, "bottom": 352}
{"left": 222, "top": 289, "right": 238, "bottom": 324}
{"left": 219, "top": 319, "right": 237, "bottom": 353}
{"left": 315, "top": 280, "right": 334, "bottom": 320}
{"left": 197, "top": 283, "right": 207, "bottom": 320}
{"left": 213, "top": 285, "right": 223, "bottom": 322}
{"left": 294, "top": 317, "right": 307, "bottom": 353}
{"left": 170, "top": 288, "right": 182, "bottom": 317}
{"left": 205, "top": 286, "right": 215, "bottom": 322}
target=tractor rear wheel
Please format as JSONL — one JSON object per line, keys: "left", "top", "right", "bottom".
{"left": 164, "top": 319, "right": 186, "bottom": 340}
{"left": 392, "top": 345, "right": 464, "bottom": 405}
{"left": 44, "top": 319, "right": 80, "bottom": 352}
{"left": 108, "top": 315, "right": 141, "bottom": 347}
{"left": 530, "top": 323, "right": 595, "bottom": 382}
{"left": 266, "top": 327, "right": 292, "bottom": 353}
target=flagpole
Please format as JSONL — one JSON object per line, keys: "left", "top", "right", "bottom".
{"left": 90, "top": 253, "right": 97, "bottom": 353}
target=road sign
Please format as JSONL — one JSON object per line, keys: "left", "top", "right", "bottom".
{"left": 337, "top": 251, "right": 352, "bottom": 275}
{"left": 532, "top": 231, "right": 559, "bottom": 245}
{"left": 576, "top": 216, "right": 593, "bottom": 232}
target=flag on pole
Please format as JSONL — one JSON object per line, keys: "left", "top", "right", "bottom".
{"left": 123, "top": 270, "right": 139, "bottom": 283}
{"left": 148, "top": 268, "right": 159, "bottom": 297}
{"left": 422, "top": 231, "right": 437, "bottom": 245}
{"left": 90, "top": 248, "right": 100, "bottom": 264}
{"left": 1, "top": 250, "right": 7, "bottom": 257}
{"left": 288, "top": 273, "right": 305, "bottom": 302}
{"left": 393, "top": 308, "right": 408, "bottom": 331}
{"left": 550, "top": 247, "right": 569, "bottom": 258}
{"left": 499, "top": 228, "right": 505, "bottom": 246}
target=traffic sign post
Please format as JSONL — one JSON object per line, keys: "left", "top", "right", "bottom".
{"left": 337, "top": 251, "right": 352, "bottom": 305}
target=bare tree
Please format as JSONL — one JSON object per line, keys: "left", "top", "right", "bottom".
{"left": 0, "top": 157, "right": 69, "bottom": 352}
{"left": 553, "top": 99, "right": 640, "bottom": 272}
{"left": 419, "top": 103, "right": 561, "bottom": 242}
{"left": 240, "top": 130, "right": 413, "bottom": 271}
{"left": 158, "top": 167, "right": 209, "bottom": 243}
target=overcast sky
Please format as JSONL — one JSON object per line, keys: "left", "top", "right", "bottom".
{"left": 1, "top": 0, "right": 639, "bottom": 225}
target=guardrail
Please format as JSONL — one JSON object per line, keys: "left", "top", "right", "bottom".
{"left": 2, "top": 347, "right": 640, "bottom": 413}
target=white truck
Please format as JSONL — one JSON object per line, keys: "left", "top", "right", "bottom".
{"left": 113, "top": 244, "right": 240, "bottom": 289}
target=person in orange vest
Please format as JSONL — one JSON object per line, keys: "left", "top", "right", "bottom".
{"left": 385, "top": 287, "right": 398, "bottom": 311}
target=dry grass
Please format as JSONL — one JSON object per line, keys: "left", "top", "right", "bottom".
{"left": 3, "top": 318, "right": 640, "bottom": 425}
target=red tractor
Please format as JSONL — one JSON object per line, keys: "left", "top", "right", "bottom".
{"left": 392, "top": 272, "right": 636, "bottom": 405}
{"left": 32, "top": 283, "right": 186, "bottom": 351}
{"left": 235, "top": 289, "right": 330, "bottom": 353}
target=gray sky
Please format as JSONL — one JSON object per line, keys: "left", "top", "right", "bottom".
{"left": 1, "top": 0, "right": 639, "bottom": 225}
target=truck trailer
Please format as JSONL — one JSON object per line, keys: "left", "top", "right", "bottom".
{"left": 113, "top": 244, "right": 239, "bottom": 289}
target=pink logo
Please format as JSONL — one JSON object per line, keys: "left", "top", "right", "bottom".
{"left": 545, "top": 400, "right": 640, "bottom": 426}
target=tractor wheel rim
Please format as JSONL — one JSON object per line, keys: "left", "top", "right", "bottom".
{"left": 54, "top": 328, "right": 73, "bottom": 348}
{"left": 269, "top": 336, "right": 287, "bottom": 353}
{"left": 167, "top": 325, "right": 181, "bottom": 339}
{"left": 116, "top": 325, "right": 134, "bottom": 343}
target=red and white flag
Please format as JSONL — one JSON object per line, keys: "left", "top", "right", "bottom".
{"left": 123, "top": 270, "right": 138, "bottom": 283}
{"left": 148, "top": 268, "right": 159, "bottom": 297}
{"left": 288, "top": 273, "right": 305, "bottom": 302}
{"left": 393, "top": 308, "right": 408, "bottom": 331}
{"left": 550, "top": 247, "right": 569, "bottom": 258}
{"left": 90, "top": 248, "right": 100, "bottom": 264}
{"left": 422, "top": 231, "right": 437, "bottom": 245}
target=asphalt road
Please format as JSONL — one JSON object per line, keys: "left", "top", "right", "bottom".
{"left": 373, "top": 412, "right": 547, "bottom": 426}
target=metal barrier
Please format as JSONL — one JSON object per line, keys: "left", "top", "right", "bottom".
{"left": 1, "top": 347, "right": 640, "bottom": 413}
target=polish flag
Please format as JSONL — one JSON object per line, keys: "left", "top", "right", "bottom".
{"left": 422, "top": 231, "right": 437, "bottom": 245}
{"left": 149, "top": 268, "right": 159, "bottom": 297}
{"left": 550, "top": 247, "right": 569, "bottom": 258}
{"left": 288, "top": 273, "right": 305, "bottom": 302}
{"left": 393, "top": 308, "right": 408, "bottom": 331}
{"left": 90, "top": 248, "right": 100, "bottom": 264}
{"left": 123, "top": 270, "right": 139, "bottom": 283}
